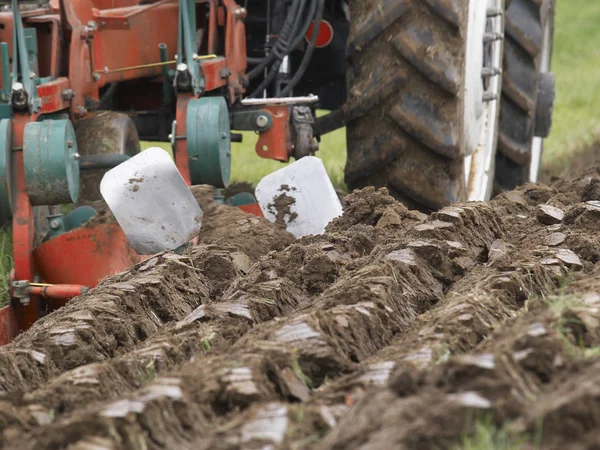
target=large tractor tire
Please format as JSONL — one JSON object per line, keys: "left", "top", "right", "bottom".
{"left": 344, "top": 0, "right": 505, "bottom": 210}
{"left": 494, "top": 0, "right": 555, "bottom": 191}
{"left": 74, "top": 111, "right": 141, "bottom": 204}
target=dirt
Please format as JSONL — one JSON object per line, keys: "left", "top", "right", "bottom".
{"left": 266, "top": 185, "right": 299, "bottom": 228}
{"left": 0, "top": 160, "right": 600, "bottom": 449}
{"left": 82, "top": 185, "right": 294, "bottom": 261}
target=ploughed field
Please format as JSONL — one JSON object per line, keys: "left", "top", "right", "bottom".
{"left": 0, "top": 166, "right": 599, "bottom": 450}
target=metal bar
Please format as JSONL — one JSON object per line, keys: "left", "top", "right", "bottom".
{"left": 79, "top": 154, "right": 131, "bottom": 170}
{"left": 12, "top": 0, "right": 37, "bottom": 111}
{"left": 241, "top": 95, "right": 319, "bottom": 106}
{"left": 27, "top": 284, "right": 89, "bottom": 299}
{"left": 159, "top": 43, "right": 174, "bottom": 105}
{"left": 0, "top": 43, "right": 10, "bottom": 101}
{"left": 95, "top": 54, "right": 215, "bottom": 74}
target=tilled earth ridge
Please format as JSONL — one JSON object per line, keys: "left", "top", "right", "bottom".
{"left": 0, "top": 172, "right": 598, "bottom": 449}
{"left": 84, "top": 185, "right": 295, "bottom": 261}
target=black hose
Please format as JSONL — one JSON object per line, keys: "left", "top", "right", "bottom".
{"left": 248, "top": 61, "right": 281, "bottom": 98}
{"left": 246, "top": 0, "right": 301, "bottom": 79}
{"left": 280, "top": 0, "right": 324, "bottom": 96}
{"left": 286, "top": 0, "right": 318, "bottom": 53}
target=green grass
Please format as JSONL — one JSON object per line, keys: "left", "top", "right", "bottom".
{"left": 455, "top": 415, "right": 542, "bottom": 450}
{"left": 543, "top": 0, "right": 600, "bottom": 169}
{"left": 0, "top": 226, "right": 11, "bottom": 306}
{"left": 455, "top": 421, "right": 526, "bottom": 450}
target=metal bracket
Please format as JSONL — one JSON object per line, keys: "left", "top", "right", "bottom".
{"left": 12, "top": 280, "right": 30, "bottom": 303}
{"left": 291, "top": 106, "right": 318, "bottom": 158}
{"left": 231, "top": 109, "right": 273, "bottom": 132}
{"left": 176, "top": 0, "right": 205, "bottom": 95}
{"left": 10, "top": 0, "right": 38, "bottom": 113}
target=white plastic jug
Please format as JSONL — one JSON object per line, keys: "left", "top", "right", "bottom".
{"left": 255, "top": 156, "right": 342, "bottom": 238}
{"left": 100, "top": 147, "right": 203, "bottom": 254}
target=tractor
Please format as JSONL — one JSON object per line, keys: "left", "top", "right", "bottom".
{"left": 0, "top": 0, "right": 556, "bottom": 342}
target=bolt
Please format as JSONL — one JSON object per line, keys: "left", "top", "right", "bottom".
{"left": 256, "top": 115, "right": 269, "bottom": 128}
{"left": 67, "top": 141, "right": 73, "bottom": 148}
{"left": 75, "top": 106, "right": 87, "bottom": 118}
{"left": 221, "top": 132, "right": 228, "bottom": 139}
{"left": 49, "top": 219, "right": 61, "bottom": 229}
{"left": 62, "top": 89, "right": 75, "bottom": 101}
{"left": 73, "top": 152, "right": 81, "bottom": 160}
{"left": 92, "top": 73, "right": 100, "bottom": 82}
{"left": 219, "top": 68, "right": 231, "bottom": 79}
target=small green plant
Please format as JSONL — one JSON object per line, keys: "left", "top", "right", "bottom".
{"left": 139, "top": 358, "right": 158, "bottom": 382}
{"left": 584, "top": 346, "right": 600, "bottom": 359}
{"left": 201, "top": 332, "right": 216, "bottom": 350}
{"left": 292, "top": 357, "right": 313, "bottom": 389}
{"left": 434, "top": 343, "right": 451, "bottom": 365}
{"left": 0, "top": 226, "right": 13, "bottom": 307}
{"left": 455, "top": 416, "right": 528, "bottom": 450}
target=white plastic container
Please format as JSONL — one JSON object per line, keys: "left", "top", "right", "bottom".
{"left": 255, "top": 156, "right": 342, "bottom": 238}
{"left": 100, "top": 147, "right": 203, "bottom": 254}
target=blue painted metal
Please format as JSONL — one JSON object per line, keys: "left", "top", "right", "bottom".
{"left": 42, "top": 206, "right": 97, "bottom": 242}
{"left": 159, "top": 43, "right": 174, "bottom": 105}
{"left": 11, "top": 0, "right": 38, "bottom": 112}
{"left": 0, "top": 42, "right": 10, "bottom": 102}
{"left": 23, "top": 120, "right": 80, "bottom": 205}
{"left": 177, "top": 0, "right": 205, "bottom": 95}
{"left": 186, "top": 97, "right": 231, "bottom": 187}
{"left": 226, "top": 192, "right": 257, "bottom": 207}
{"left": 0, "top": 119, "right": 12, "bottom": 225}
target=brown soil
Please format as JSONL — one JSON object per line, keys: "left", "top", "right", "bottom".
{"left": 1, "top": 170, "right": 600, "bottom": 450}
{"left": 82, "top": 184, "right": 294, "bottom": 261}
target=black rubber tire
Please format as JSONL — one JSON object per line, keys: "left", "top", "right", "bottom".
{"left": 494, "top": 0, "right": 555, "bottom": 191}
{"left": 74, "top": 111, "right": 141, "bottom": 204}
{"left": 344, "top": 0, "right": 475, "bottom": 210}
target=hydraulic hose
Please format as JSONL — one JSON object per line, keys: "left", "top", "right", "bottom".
{"left": 247, "top": 0, "right": 302, "bottom": 79}
{"left": 280, "top": 0, "right": 324, "bottom": 96}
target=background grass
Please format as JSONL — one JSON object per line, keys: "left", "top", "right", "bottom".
{"left": 543, "top": 0, "right": 600, "bottom": 172}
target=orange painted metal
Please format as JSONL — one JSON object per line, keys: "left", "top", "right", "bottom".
{"left": 11, "top": 114, "right": 39, "bottom": 332}
{"left": 27, "top": 284, "right": 88, "bottom": 299}
{"left": 0, "top": 306, "right": 19, "bottom": 346}
{"left": 174, "top": 93, "right": 193, "bottom": 185}
{"left": 37, "top": 78, "right": 72, "bottom": 113}
{"left": 33, "top": 224, "right": 144, "bottom": 291}
{"left": 202, "top": 58, "right": 228, "bottom": 92}
{"left": 238, "top": 203, "right": 263, "bottom": 216}
{"left": 256, "top": 105, "right": 292, "bottom": 162}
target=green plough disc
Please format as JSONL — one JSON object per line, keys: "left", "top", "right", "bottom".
{"left": 23, "top": 119, "right": 80, "bottom": 206}
{"left": 186, "top": 97, "right": 231, "bottom": 188}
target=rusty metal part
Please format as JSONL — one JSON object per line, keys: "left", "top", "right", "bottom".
{"left": 255, "top": 105, "right": 292, "bottom": 162}
{"left": 291, "top": 106, "right": 318, "bottom": 159}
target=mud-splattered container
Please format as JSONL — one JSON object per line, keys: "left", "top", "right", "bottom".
{"left": 255, "top": 156, "right": 342, "bottom": 238}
